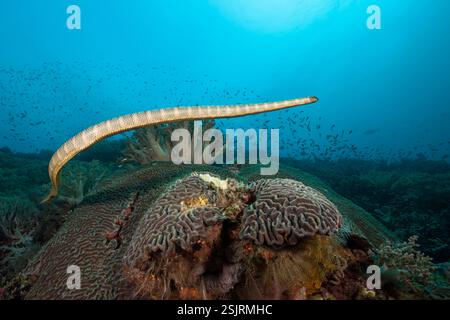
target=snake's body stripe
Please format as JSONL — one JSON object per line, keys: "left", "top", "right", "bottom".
{"left": 43, "top": 97, "right": 318, "bottom": 202}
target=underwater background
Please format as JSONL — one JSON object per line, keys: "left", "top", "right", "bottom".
{"left": 0, "top": 0, "right": 449, "bottom": 299}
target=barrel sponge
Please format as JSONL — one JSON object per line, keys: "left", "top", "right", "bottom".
{"left": 124, "top": 175, "right": 224, "bottom": 267}
{"left": 240, "top": 178, "right": 342, "bottom": 246}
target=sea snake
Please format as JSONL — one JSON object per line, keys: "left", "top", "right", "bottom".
{"left": 42, "top": 96, "right": 318, "bottom": 202}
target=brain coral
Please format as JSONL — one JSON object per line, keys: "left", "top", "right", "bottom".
{"left": 124, "top": 175, "right": 225, "bottom": 268}
{"left": 122, "top": 173, "right": 250, "bottom": 299}
{"left": 240, "top": 178, "right": 342, "bottom": 246}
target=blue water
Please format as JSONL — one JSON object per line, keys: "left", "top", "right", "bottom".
{"left": 1, "top": 0, "right": 449, "bottom": 160}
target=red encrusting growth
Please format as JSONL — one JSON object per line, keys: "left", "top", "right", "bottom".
{"left": 105, "top": 192, "right": 140, "bottom": 250}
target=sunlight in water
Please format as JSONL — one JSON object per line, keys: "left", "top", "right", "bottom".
{"left": 210, "top": 0, "right": 353, "bottom": 32}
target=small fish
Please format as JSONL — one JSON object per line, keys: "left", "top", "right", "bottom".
{"left": 363, "top": 128, "right": 380, "bottom": 135}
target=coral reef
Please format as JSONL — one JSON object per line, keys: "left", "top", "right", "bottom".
{"left": 1, "top": 157, "right": 447, "bottom": 300}
{"left": 0, "top": 148, "right": 48, "bottom": 201}
{"left": 123, "top": 120, "right": 216, "bottom": 164}
{"left": 425, "top": 262, "right": 450, "bottom": 299}
{"left": 240, "top": 178, "right": 342, "bottom": 247}
{"left": 57, "top": 160, "right": 115, "bottom": 206}
{"left": 284, "top": 158, "right": 450, "bottom": 262}
{"left": 76, "top": 139, "right": 126, "bottom": 163}
{"left": 370, "top": 236, "right": 435, "bottom": 296}
{"left": 0, "top": 273, "right": 37, "bottom": 300}
{"left": 15, "top": 163, "right": 382, "bottom": 300}
{"left": 0, "top": 149, "right": 67, "bottom": 287}
{"left": 0, "top": 197, "right": 39, "bottom": 285}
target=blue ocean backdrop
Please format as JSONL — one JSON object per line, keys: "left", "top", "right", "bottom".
{"left": 1, "top": 0, "right": 449, "bottom": 159}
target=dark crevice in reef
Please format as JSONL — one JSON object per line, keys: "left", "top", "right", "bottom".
{"left": 203, "top": 220, "right": 231, "bottom": 275}
{"left": 245, "top": 187, "right": 257, "bottom": 206}
{"left": 202, "top": 219, "right": 243, "bottom": 296}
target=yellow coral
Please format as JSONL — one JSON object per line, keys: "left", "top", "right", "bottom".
{"left": 360, "top": 288, "right": 377, "bottom": 298}
{"left": 180, "top": 195, "right": 209, "bottom": 213}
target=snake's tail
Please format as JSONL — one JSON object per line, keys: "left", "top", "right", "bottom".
{"left": 41, "top": 175, "right": 59, "bottom": 204}
{"left": 41, "top": 189, "right": 57, "bottom": 204}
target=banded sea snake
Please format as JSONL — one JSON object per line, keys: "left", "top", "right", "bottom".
{"left": 43, "top": 96, "right": 318, "bottom": 202}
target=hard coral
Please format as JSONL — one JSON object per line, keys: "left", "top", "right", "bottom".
{"left": 124, "top": 175, "right": 224, "bottom": 262}
{"left": 370, "top": 236, "right": 435, "bottom": 293}
{"left": 240, "top": 178, "right": 342, "bottom": 247}
{"left": 123, "top": 173, "right": 248, "bottom": 299}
